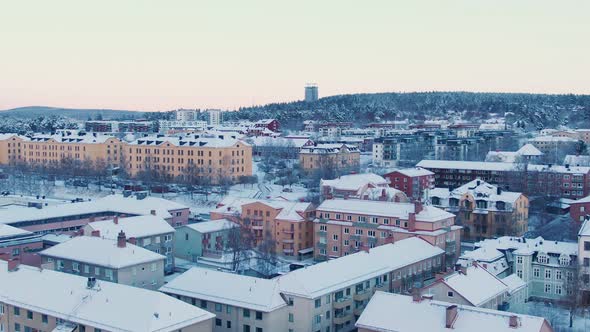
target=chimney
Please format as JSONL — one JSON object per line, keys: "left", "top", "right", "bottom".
{"left": 445, "top": 305, "right": 458, "bottom": 328}
{"left": 91, "top": 230, "right": 100, "bottom": 237}
{"left": 497, "top": 187, "right": 502, "bottom": 195}
{"left": 7, "top": 258, "right": 20, "bottom": 272}
{"left": 113, "top": 216, "right": 119, "bottom": 224}
{"left": 408, "top": 212, "right": 416, "bottom": 232}
{"left": 412, "top": 287, "right": 421, "bottom": 302}
{"left": 509, "top": 315, "right": 519, "bottom": 328}
{"left": 476, "top": 180, "right": 481, "bottom": 186}
{"left": 87, "top": 276, "right": 97, "bottom": 289}
{"left": 414, "top": 200, "right": 423, "bottom": 214}
{"left": 150, "top": 209, "right": 156, "bottom": 216}
{"left": 128, "top": 237, "right": 137, "bottom": 245}
{"left": 117, "top": 230, "right": 127, "bottom": 248}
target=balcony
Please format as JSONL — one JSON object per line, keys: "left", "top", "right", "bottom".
{"left": 333, "top": 296, "right": 352, "bottom": 309}
{"left": 283, "top": 229, "right": 295, "bottom": 234}
{"left": 282, "top": 239, "right": 295, "bottom": 244}
{"left": 316, "top": 242, "right": 327, "bottom": 249}
{"left": 349, "top": 234, "right": 360, "bottom": 241}
{"left": 283, "top": 248, "right": 294, "bottom": 254}
{"left": 333, "top": 311, "right": 351, "bottom": 325}
{"left": 353, "top": 289, "right": 371, "bottom": 302}
{"left": 353, "top": 307, "right": 365, "bottom": 316}
{"left": 251, "top": 225, "right": 264, "bottom": 230}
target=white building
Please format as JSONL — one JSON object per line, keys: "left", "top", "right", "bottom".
{"left": 208, "top": 109, "right": 223, "bottom": 126}
{"left": 176, "top": 109, "right": 199, "bottom": 121}
{"left": 0, "top": 260, "right": 214, "bottom": 332}
{"left": 355, "top": 292, "right": 553, "bottom": 332}
{"left": 159, "top": 120, "right": 208, "bottom": 134}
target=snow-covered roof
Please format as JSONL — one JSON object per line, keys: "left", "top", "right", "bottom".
{"left": 429, "top": 179, "right": 523, "bottom": 210}
{"left": 184, "top": 219, "right": 238, "bottom": 233}
{"left": 214, "top": 197, "right": 312, "bottom": 222}
{"left": 516, "top": 144, "right": 543, "bottom": 156}
{"left": 502, "top": 274, "right": 526, "bottom": 294}
{"left": 128, "top": 134, "right": 249, "bottom": 148}
{"left": 27, "top": 132, "right": 118, "bottom": 144}
{"left": 0, "top": 261, "right": 214, "bottom": 332}
{"left": 438, "top": 265, "right": 508, "bottom": 306}
{"left": 530, "top": 135, "right": 578, "bottom": 142}
{"left": 0, "top": 194, "right": 187, "bottom": 226}
{"left": 249, "top": 136, "right": 311, "bottom": 148}
{"left": 479, "top": 123, "right": 506, "bottom": 131}
{"left": 578, "top": 218, "right": 590, "bottom": 237}
{"left": 355, "top": 292, "right": 547, "bottom": 332}
{"left": 563, "top": 154, "right": 590, "bottom": 167}
{"left": 0, "top": 223, "right": 32, "bottom": 239}
{"left": 278, "top": 237, "right": 444, "bottom": 299}
{"left": 40, "top": 236, "right": 165, "bottom": 269}
{"left": 417, "top": 160, "right": 590, "bottom": 174}
{"left": 485, "top": 151, "right": 520, "bottom": 163}
{"left": 85, "top": 215, "right": 175, "bottom": 239}
{"left": 300, "top": 143, "right": 360, "bottom": 154}
{"left": 390, "top": 167, "right": 434, "bottom": 177}
{"left": 473, "top": 236, "right": 577, "bottom": 257}
{"left": 573, "top": 195, "right": 590, "bottom": 205}
{"left": 160, "top": 268, "right": 287, "bottom": 312}
{"left": 321, "top": 173, "right": 388, "bottom": 193}
{"left": 317, "top": 199, "right": 454, "bottom": 222}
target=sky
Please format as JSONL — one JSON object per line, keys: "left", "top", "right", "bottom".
{"left": 0, "top": 0, "right": 589, "bottom": 112}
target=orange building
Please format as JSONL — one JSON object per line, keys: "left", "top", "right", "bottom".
{"left": 211, "top": 197, "right": 315, "bottom": 257}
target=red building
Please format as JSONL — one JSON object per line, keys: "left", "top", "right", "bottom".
{"left": 383, "top": 167, "right": 435, "bottom": 199}
{"left": 571, "top": 195, "right": 590, "bottom": 223}
{"left": 254, "top": 119, "right": 280, "bottom": 132}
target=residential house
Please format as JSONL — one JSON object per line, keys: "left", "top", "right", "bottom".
{"left": 175, "top": 219, "right": 239, "bottom": 261}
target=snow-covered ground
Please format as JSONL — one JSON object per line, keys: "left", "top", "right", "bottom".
{"left": 515, "top": 301, "right": 590, "bottom": 332}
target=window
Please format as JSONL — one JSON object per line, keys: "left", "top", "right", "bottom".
{"left": 200, "top": 300, "right": 207, "bottom": 309}
{"left": 42, "top": 314, "right": 48, "bottom": 323}
{"left": 256, "top": 328, "right": 263, "bottom": 332}
{"left": 315, "top": 298, "right": 321, "bottom": 308}
{"left": 289, "top": 313, "right": 294, "bottom": 322}
{"left": 227, "top": 305, "right": 232, "bottom": 314}
{"left": 14, "top": 323, "right": 20, "bottom": 332}
{"left": 287, "top": 297, "right": 294, "bottom": 306}
{"left": 314, "top": 314, "right": 322, "bottom": 324}
{"left": 256, "top": 311, "right": 263, "bottom": 320}
{"left": 105, "top": 269, "right": 113, "bottom": 281}
{"left": 344, "top": 228, "right": 349, "bottom": 234}
{"left": 585, "top": 241, "right": 590, "bottom": 251}
{"left": 227, "top": 321, "right": 232, "bottom": 329}
{"left": 555, "top": 285, "right": 563, "bottom": 295}
{"left": 368, "top": 230, "right": 375, "bottom": 237}
{"left": 545, "top": 269, "right": 552, "bottom": 279}
{"left": 72, "top": 262, "right": 79, "bottom": 272}
{"left": 332, "top": 246, "right": 338, "bottom": 252}
{"left": 447, "top": 291, "right": 454, "bottom": 297}
{"left": 333, "top": 234, "right": 338, "bottom": 241}
{"left": 95, "top": 267, "right": 100, "bottom": 275}
{"left": 556, "top": 270, "right": 562, "bottom": 280}
{"left": 383, "top": 218, "right": 389, "bottom": 225}
{"left": 14, "top": 307, "right": 20, "bottom": 316}
{"left": 544, "top": 284, "right": 551, "bottom": 293}
{"left": 215, "top": 318, "right": 222, "bottom": 327}
{"left": 151, "top": 263, "right": 157, "bottom": 272}
{"left": 84, "top": 265, "right": 90, "bottom": 273}
{"left": 243, "top": 325, "right": 251, "bottom": 332}
{"left": 371, "top": 217, "right": 378, "bottom": 224}
{"left": 533, "top": 267, "right": 540, "bottom": 278}
{"left": 27, "top": 310, "right": 33, "bottom": 319}
{"left": 516, "top": 257, "right": 523, "bottom": 264}
{"left": 243, "top": 309, "right": 251, "bottom": 318}
{"left": 215, "top": 303, "right": 222, "bottom": 312}
{"left": 57, "top": 260, "right": 64, "bottom": 270}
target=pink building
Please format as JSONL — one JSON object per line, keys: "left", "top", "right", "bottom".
{"left": 0, "top": 224, "right": 43, "bottom": 262}
{"left": 383, "top": 167, "right": 435, "bottom": 200}
{"left": 313, "top": 199, "right": 461, "bottom": 267}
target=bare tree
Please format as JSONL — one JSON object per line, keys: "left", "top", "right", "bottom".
{"left": 226, "top": 221, "right": 255, "bottom": 272}
{"left": 256, "top": 232, "right": 279, "bottom": 277}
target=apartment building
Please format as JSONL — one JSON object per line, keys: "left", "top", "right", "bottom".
{"left": 0, "top": 132, "right": 253, "bottom": 184}
{"left": 429, "top": 179, "right": 529, "bottom": 241}
{"left": 0, "top": 260, "right": 214, "bottom": 332}
{"left": 299, "top": 144, "right": 360, "bottom": 173}
{"left": 0, "top": 193, "right": 189, "bottom": 234}
{"left": 383, "top": 167, "right": 435, "bottom": 199}
{"left": 161, "top": 237, "right": 445, "bottom": 332}
{"left": 313, "top": 199, "right": 460, "bottom": 265}
{"left": 320, "top": 173, "right": 395, "bottom": 201}
{"left": 570, "top": 195, "right": 590, "bottom": 223}
{"left": 159, "top": 120, "right": 208, "bottom": 134}
{"left": 355, "top": 292, "right": 553, "bottom": 332}
{"left": 40, "top": 234, "right": 166, "bottom": 289}
{"left": 125, "top": 134, "right": 252, "bottom": 184}
{"left": 85, "top": 120, "right": 152, "bottom": 133}
{"left": 458, "top": 236, "right": 578, "bottom": 303}
{"left": 211, "top": 198, "right": 315, "bottom": 257}
{"left": 0, "top": 224, "right": 42, "bottom": 261}
{"left": 175, "top": 219, "right": 239, "bottom": 261}
{"left": 529, "top": 136, "right": 580, "bottom": 155}
{"left": 578, "top": 218, "right": 590, "bottom": 305}
{"left": 82, "top": 215, "right": 176, "bottom": 273}
{"left": 250, "top": 136, "right": 314, "bottom": 159}
{"left": 416, "top": 160, "right": 590, "bottom": 199}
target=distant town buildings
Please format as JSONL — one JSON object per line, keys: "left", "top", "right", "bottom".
{"left": 208, "top": 109, "right": 223, "bottom": 126}
{"left": 85, "top": 120, "right": 152, "bottom": 133}
{"left": 304, "top": 83, "right": 318, "bottom": 102}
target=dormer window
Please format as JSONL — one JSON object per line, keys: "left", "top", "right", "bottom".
{"left": 449, "top": 198, "right": 459, "bottom": 207}
{"left": 559, "top": 254, "right": 571, "bottom": 266}
{"left": 496, "top": 201, "right": 506, "bottom": 210}
{"left": 476, "top": 200, "right": 487, "bottom": 209}
{"left": 431, "top": 197, "right": 440, "bottom": 205}
{"left": 537, "top": 253, "right": 549, "bottom": 264}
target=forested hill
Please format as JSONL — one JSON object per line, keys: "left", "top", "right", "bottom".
{"left": 226, "top": 92, "right": 590, "bottom": 130}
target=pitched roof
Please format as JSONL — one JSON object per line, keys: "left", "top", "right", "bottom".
{"left": 355, "top": 292, "right": 547, "bottom": 332}
{"left": 391, "top": 167, "right": 434, "bottom": 177}
{"left": 516, "top": 144, "right": 543, "bottom": 156}
{"left": 0, "top": 261, "right": 214, "bottom": 332}
{"left": 321, "top": 173, "right": 388, "bottom": 193}
{"left": 184, "top": 219, "right": 238, "bottom": 233}
{"left": 317, "top": 199, "right": 454, "bottom": 222}
{"left": 85, "top": 215, "right": 175, "bottom": 239}
{"left": 0, "top": 224, "right": 32, "bottom": 239}
{"left": 40, "top": 236, "right": 165, "bottom": 269}
{"left": 160, "top": 268, "right": 287, "bottom": 312}
{"left": 437, "top": 265, "right": 508, "bottom": 306}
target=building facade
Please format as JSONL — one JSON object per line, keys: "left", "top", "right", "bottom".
{"left": 383, "top": 167, "right": 435, "bottom": 199}
{"left": 299, "top": 144, "right": 360, "bottom": 173}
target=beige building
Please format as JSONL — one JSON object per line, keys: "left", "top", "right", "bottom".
{"left": 299, "top": 144, "right": 360, "bottom": 173}
{"left": 0, "top": 132, "right": 253, "bottom": 184}
{"left": 40, "top": 234, "right": 166, "bottom": 290}
{"left": 161, "top": 237, "right": 445, "bottom": 332}
{"left": 429, "top": 179, "right": 529, "bottom": 242}
{"left": 0, "top": 259, "right": 214, "bottom": 332}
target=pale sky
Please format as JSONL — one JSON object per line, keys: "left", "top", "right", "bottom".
{"left": 0, "top": 0, "right": 588, "bottom": 112}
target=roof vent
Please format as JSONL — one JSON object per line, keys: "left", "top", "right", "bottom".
{"left": 87, "top": 276, "right": 97, "bottom": 289}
